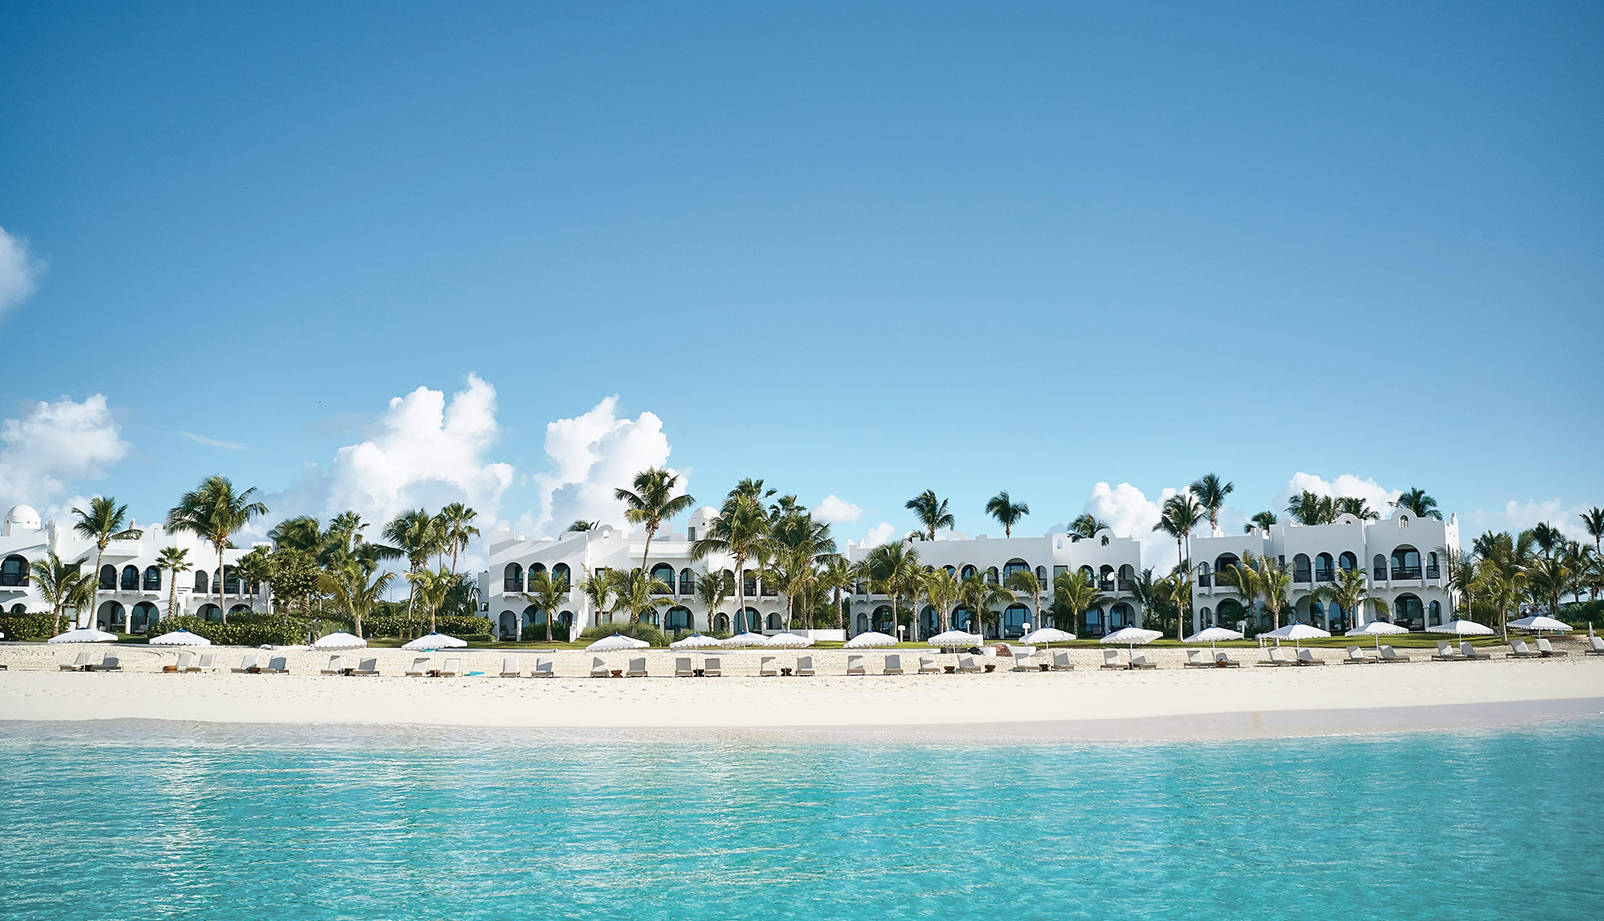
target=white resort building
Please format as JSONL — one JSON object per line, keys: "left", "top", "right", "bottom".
{"left": 1189, "top": 508, "right": 1460, "bottom": 635}
{"left": 0, "top": 504, "right": 270, "bottom": 631}
{"left": 482, "top": 508, "right": 1146, "bottom": 642}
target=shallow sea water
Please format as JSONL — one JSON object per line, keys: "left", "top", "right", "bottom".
{"left": 1, "top": 719, "right": 1600, "bottom": 920}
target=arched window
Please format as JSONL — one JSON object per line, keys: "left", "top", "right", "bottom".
{"left": 1394, "top": 593, "right": 1424, "bottom": 628}
{"left": 715, "top": 612, "right": 732, "bottom": 634}
{"left": 503, "top": 563, "right": 523, "bottom": 593}
{"left": 10, "top": 602, "right": 25, "bottom": 614}
{"left": 1196, "top": 561, "right": 1212, "bottom": 587}
{"left": 1426, "top": 552, "right": 1440, "bottom": 579}
{"left": 1110, "top": 602, "right": 1134, "bottom": 629}
{"left": 228, "top": 603, "right": 251, "bottom": 618}
{"left": 942, "top": 565, "right": 956, "bottom": 578}
{"left": 498, "top": 611, "right": 517, "bottom": 640}
{"left": 143, "top": 566, "right": 162, "bottom": 590}
{"left": 872, "top": 605, "right": 894, "bottom": 633}
{"left": 552, "top": 563, "right": 571, "bottom": 585}
{"left": 1036, "top": 565, "right": 1047, "bottom": 585}
{"left": 679, "top": 568, "right": 694, "bottom": 594}
{"left": 1292, "top": 554, "right": 1311, "bottom": 584}
{"left": 528, "top": 562, "right": 547, "bottom": 577}
{"left": 1002, "top": 559, "right": 1030, "bottom": 583}
{"left": 1084, "top": 606, "right": 1104, "bottom": 636}
{"left": 221, "top": 569, "right": 240, "bottom": 593}
{"left": 984, "top": 567, "right": 999, "bottom": 585}
{"left": 523, "top": 605, "right": 546, "bottom": 629}
{"left": 665, "top": 606, "right": 692, "bottom": 631}
{"left": 1372, "top": 554, "right": 1388, "bottom": 580}
{"left": 99, "top": 565, "right": 117, "bottom": 590}
{"left": 1097, "top": 565, "right": 1114, "bottom": 591}
{"left": 194, "top": 570, "right": 209, "bottom": 593}
{"left": 1339, "top": 551, "right": 1357, "bottom": 572}
{"left": 736, "top": 607, "right": 761, "bottom": 633}
{"left": 1327, "top": 601, "right": 1348, "bottom": 634}
{"left": 650, "top": 564, "right": 675, "bottom": 594}
{"left": 198, "top": 603, "right": 222, "bottom": 623}
{"left": 0, "top": 554, "right": 27, "bottom": 587}
{"left": 1117, "top": 564, "right": 1135, "bottom": 590}
{"left": 97, "top": 600, "right": 126, "bottom": 631}
{"left": 1390, "top": 546, "right": 1421, "bottom": 580}
{"left": 130, "top": 601, "right": 159, "bottom": 632}
{"left": 1216, "top": 598, "right": 1244, "bottom": 627}
{"left": 1201, "top": 606, "right": 1213, "bottom": 627}
{"left": 743, "top": 570, "right": 758, "bottom": 598}
{"left": 1314, "top": 553, "right": 1334, "bottom": 582}
{"left": 1428, "top": 600, "right": 1442, "bottom": 626}
{"left": 766, "top": 612, "right": 781, "bottom": 631}
{"left": 1078, "top": 565, "right": 1095, "bottom": 585}
{"left": 1307, "top": 599, "right": 1325, "bottom": 627}
{"left": 1003, "top": 604, "right": 1031, "bottom": 637}
{"left": 1399, "top": 515, "right": 1409, "bottom": 527}
{"left": 853, "top": 612, "right": 866, "bottom": 634}
{"left": 959, "top": 564, "right": 977, "bottom": 580}
{"left": 919, "top": 605, "right": 939, "bottom": 638}
{"left": 1214, "top": 554, "right": 1240, "bottom": 576}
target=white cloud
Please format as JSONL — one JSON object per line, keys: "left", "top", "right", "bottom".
{"left": 1277, "top": 472, "right": 1401, "bottom": 516}
{"left": 0, "top": 225, "right": 43, "bottom": 320}
{"left": 533, "top": 396, "right": 677, "bottom": 536}
{"left": 815, "top": 494, "right": 863, "bottom": 524}
{"left": 0, "top": 394, "right": 128, "bottom": 509}
{"left": 178, "top": 431, "right": 247, "bottom": 450}
{"left": 858, "top": 521, "right": 896, "bottom": 547}
{"left": 1082, "top": 482, "right": 1180, "bottom": 569}
{"left": 1462, "top": 499, "right": 1590, "bottom": 543}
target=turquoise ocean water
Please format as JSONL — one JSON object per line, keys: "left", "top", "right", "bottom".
{"left": 2, "top": 719, "right": 1601, "bottom": 920}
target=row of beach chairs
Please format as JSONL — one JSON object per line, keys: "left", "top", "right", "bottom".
{"left": 59, "top": 651, "right": 122, "bottom": 672}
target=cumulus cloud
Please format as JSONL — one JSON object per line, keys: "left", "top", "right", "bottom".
{"left": 534, "top": 396, "right": 677, "bottom": 536}
{"left": 1082, "top": 482, "right": 1182, "bottom": 569}
{"left": 0, "top": 225, "right": 43, "bottom": 320}
{"left": 815, "top": 494, "right": 863, "bottom": 524}
{"left": 0, "top": 394, "right": 128, "bottom": 509}
{"left": 857, "top": 521, "right": 896, "bottom": 547}
{"left": 1277, "top": 472, "right": 1401, "bottom": 516}
{"left": 1460, "top": 499, "right": 1590, "bottom": 542}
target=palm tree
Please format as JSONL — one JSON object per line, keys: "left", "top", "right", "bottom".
{"left": 1318, "top": 565, "right": 1388, "bottom": 626}
{"left": 817, "top": 556, "right": 857, "bottom": 631}
{"left": 321, "top": 555, "right": 393, "bottom": 639}
{"left": 1392, "top": 488, "right": 1442, "bottom": 520}
{"left": 166, "top": 476, "right": 268, "bottom": 625}
{"left": 863, "top": 541, "right": 922, "bottom": 638}
{"left": 1070, "top": 514, "right": 1109, "bottom": 539}
{"left": 613, "top": 568, "right": 671, "bottom": 627}
{"left": 1155, "top": 567, "right": 1191, "bottom": 640}
{"left": 1004, "top": 567, "right": 1043, "bottom": 630}
{"left": 268, "top": 516, "right": 324, "bottom": 553}
{"left": 71, "top": 496, "right": 143, "bottom": 629}
{"left": 1525, "top": 553, "right": 1572, "bottom": 621}
{"left": 1216, "top": 554, "right": 1264, "bottom": 628}
{"left": 985, "top": 491, "right": 1029, "bottom": 538}
{"left": 1189, "top": 474, "right": 1233, "bottom": 536}
{"left": 765, "top": 504, "right": 836, "bottom": 631}
{"left": 691, "top": 489, "right": 771, "bottom": 633}
{"left": 1441, "top": 546, "right": 1478, "bottom": 619}
{"left": 1530, "top": 522, "right": 1567, "bottom": 559}
{"left": 1244, "top": 511, "right": 1277, "bottom": 534}
{"left": 580, "top": 568, "right": 621, "bottom": 626}
{"left": 1050, "top": 570, "right": 1105, "bottom": 634}
{"left": 1334, "top": 497, "right": 1380, "bottom": 521}
{"left": 437, "top": 503, "right": 480, "bottom": 574}
{"left": 232, "top": 547, "right": 272, "bottom": 615}
{"left": 522, "top": 567, "right": 571, "bottom": 642}
{"left": 922, "top": 566, "right": 962, "bottom": 634}
{"left": 567, "top": 520, "right": 595, "bottom": 532}
{"left": 1285, "top": 491, "right": 1336, "bottom": 526}
{"left": 1581, "top": 507, "right": 1604, "bottom": 556}
{"left": 383, "top": 509, "right": 446, "bottom": 618}
{"left": 156, "top": 546, "right": 190, "bottom": 619}
{"left": 405, "top": 566, "right": 453, "bottom": 634}
{"left": 905, "top": 490, "right": 954, "bottom": 541}
{"left": 957, "top": 571, "right": 1015, "bottom": 638}
{"left": 694, "top": 567, "right": 733, "bottom": 634}
{"left": 616, "top": 467, "right": 695, "bottom": 586}
{"left": 1254, "top": 555, "right": 1294, "bottom": 629}
{"left": 1154, "top": 492, "right": 1203, "bottom": 573}
{"left": 30, "top": 553, "right": 91, "bottom": 635}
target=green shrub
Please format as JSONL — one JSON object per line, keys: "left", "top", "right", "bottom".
{"left": 0, "top": 611, "right": 60, "bottom": 641}
{"left": 361, "top": 613, "right": 493, "bottom": 639}
{"left": 577, "top": 622, "right": 669, "bottom": 647}
{"left": 153, "top": 615, "right": 311, "bottom": 647}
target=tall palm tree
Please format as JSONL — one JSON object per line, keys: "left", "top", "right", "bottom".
{"left": 905, "top": 490, "right": 954, "bottom": 541}
{"left": 1530, "top": 522, "right": 1567, "bottom": 559}
{"left": 764, "top": 504, "right": 836, "bottom": 631}
{"left": 1334, "top": 497, "right": 1380, "bottom": 521}
{"left": 580, "top": 568, "right": 621, "bottom": 626}
{"left": 1050, "top": 570, "right": 1105, "bottom": 634}
{"left": 1154, "top": 492, "right": 1203, "bottom": 573}
{"left": 1244, "top": 511, "right": 1277, "bottom": 534}
{"left": 1216, "top": 555, "right": 1264, "bottom": 628}
{"left": 1004, "top": 567, "right": 1043, "bottom": 630}
{"left": 613, "top": 569, "right": 671, "bottom": 627}
{"left": 1525, "top": 553, "right": 1572, "bottom": 621}
{"left": 694, "top": 567, "right": 733, "bottom": 634}
{"left": 691, "top": 489, "right": 771, "bottom": 633}
{"left": 985, "top": 491, "right": 1029, "bottom": 538}
{"left": 958, "top": 571, "right": 1015, "bottom": 638}
{"left": 522, "top": 568, "right": 571, "bottom": 642}
{"left": 1581, "top": 507, "right": 1604, "bottom": 557}
{"left": 863, "top": 541, "right": 923, "bottom": 638}
{"left": 1189, "top": 473, "right": 1233, "bottom": 536}
{"left": 268, "top": 516, "right": 324, "bottom": 554}
{"left": 1318, "top": 565, "right": 1388, "bottom": 626}
{"left": 156, "top": 546, "right": 191, "bottom": 619}
{"left": 1070, "top": 514, "right": 1109, "bottom": 539}
{"left": 232, "top": 547, "right": 272, "bottom": 615}
{"left": 71, "top": 496, "right": 143, "bottom": 629}
{"left": 321, "top": 555, "right": 393, "bottom": 639}
{"left": 383, "top": 509, "right": 447, "bottom": 618}
{"left": 166, "top": 477, "right": 268, "bottom": 625}
{"left": 1155, "top": 567, "right": 1191, "bottom": 640}
{"left": 1285, "top": 491, "right": 1336, "bottom": 526}
{"left": 922, "top": 566, "right": 962, "bottom": 634}
{"left": 1392, "top": 488, "right": 1442, "bottom": 520}
{"left": 567, "top": 520, "right": 595, "bottom": 532}
{"left": 817, "top": 556, "right": 857, "bottom": 631}
{"left": 1254, "top": 555, "right": 1294, "bottom": 629}
{"left": 404, "top": 566, "right": 454, "bottom": 634}
{"left": 437, "top": 503, "right": 480, "bottom": 575}
{"left": 1441, "top": 546, "right": 1478, "bottom": 619}
{"left": 30, "top": 553, "right": 92, "bottom": 635}
{"left": 616, "top": 467, "right": 695, "bottom": 585}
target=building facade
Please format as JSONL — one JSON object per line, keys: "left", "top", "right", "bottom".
{"left": 0, "top": 504, "right": 270, "bottom": 631}
{"left": 1189, "top": 508, "right": 1459, "bottom": 635}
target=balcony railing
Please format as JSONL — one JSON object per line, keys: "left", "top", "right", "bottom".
{"left": 1373, "top": 567, "right": 1387, "bottom": 581}
{"left": 1425, "top": 565, "right": 1440, "bottom": 580}
{"left": 0, "top": 574, "right": 27, "bottom": 588}
{"left": 1293, "top": 571, "right": 1311, "bottom": 584}
{"left": 1098, "top": 580, "right": 1114, "bottom": 592}
{"left": 1196, "top": 574, "right": 1212, "bottom": 587}
{"left": 1392, "top": 566, "right": 1422, "bottom": 580}
{"left": 679, "top": 579, "right": 694, "bottom": 595}
{"left": 1314, "top": 569, "right": 1334, "bottom": 582}
{"left": 1117, "top": 579, "right": 1135, "bottom": 592}
{"left": 503, "top": 579, "right": 522, "bottom": 593}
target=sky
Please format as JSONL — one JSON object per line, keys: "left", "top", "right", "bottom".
{"left": 1, "top": 1, "right": 1601, "bottom": 571}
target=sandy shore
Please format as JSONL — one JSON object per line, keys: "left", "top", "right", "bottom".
{"left": 2, "top": 643, "right": 1601, "bottom": 740}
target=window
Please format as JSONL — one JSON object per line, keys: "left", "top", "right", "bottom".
{"left": 1390, "top": 546, "right": 1421, "bottom": 580}
{"left": 143, "top": 566, "right": 162, "bottom": 590}
{"left": 960, "top": 565, "right": 977, "bottom": 580}
{"left": 529, "top": 562, "right": 547, "bottom": 577}
{"left": 665, "top": 607, "right": 692, "bottom": 631}
{"left": 1117, "top": 564, "right": 1135, "bottom": 591}
{"left": 100, "top": 565, "right": 117, "bottom": 590}
{"left": 1339, "top": 551, "right": 1357, "bottom": 572}
{"left": 1110, "top": 602, "right": 1134, "bottom": 629}
{"left": 743, "top": 570, "right": 758, "bottom": 598}
{"left": 1002, "top": 559, "right": 1030, "bottom": 582}
{"left": 1196, "top": 562, "right": 1212, "bottom": 588}
{"left": 1426, "top": 552, "right": 1440, "bottom": 580}
{"left": 1292, "top": 554, "right": 1311, "bottom": 584}
{"left": 1428, "top": 600, "right": 1442, "bottom": 626}
{"left": 679, "top": 568, "right": 694, "bottom": 594}
{"left": 1373, "top": 554, "right": 1388, "bottom": 581}
{"left": 0, "top": 555, "right": 26, "bottom": 587}
{"left": 650, "top": 564, "right": 675, "bottom": 594}
{"left": 1003, "top": 604, "right": 1031, "bottom": 638}
{"left": 766, "top": 612, "right": 781, "bottom": 631}
{"left": 1314, "top": 553, "right": 1334, "bottom": 582}
{"left": 194, "top": 570, "right": 209, "bottom": 593}
{"left": 503, "top": 563, "right": 523, "bottom": 593}
{"left": 552, "top": 563, "right": 571, "bottom": 585}
{"left": 984, "top": 567, "right": 998, "bottom": 585}
{"left": 1098, "top": 566, "right": 1114, "bottom": 591}
{"left": 1399, "top": 516, "right": 1409, "bottom": 527}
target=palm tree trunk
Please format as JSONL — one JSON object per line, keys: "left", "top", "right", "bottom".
{"left": 89, "top": 544, "right": 105, "bottom": 630}
{"left": 217, "top": 544, "right": 227, "bottom": 625}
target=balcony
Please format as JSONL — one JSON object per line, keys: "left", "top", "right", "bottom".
{"left": 0, "top": 573, "right": 27, "bottom": 588}
{"left": 1392, "top": 566, "right": 1422, "bottom": 580}
{"left": 1425, "top": 565, "right": 1440, "bottom": 580}
{"left": 1314, "top": 569, "right": 1334, "bottom": 582}
{"left": 1117, "top": 579, "right": 1135, "bottom": 593}
{"left": 679, "top": 579, "right": 694, "bottom": 595}
{"left": 1196, "top": 574, "right": 1212, "bottom": 587}
{"left": 1293, "top": 570, "right": 1311, "bottom": 584}
{"left": 1372, "top": 567, "right": 1387, "bottom": 581}
{"left": 503, "top": 579, "right": 522, "bottom": 593}
{"left": 1098, "top": 580, "right": 1114, "bottom": 592}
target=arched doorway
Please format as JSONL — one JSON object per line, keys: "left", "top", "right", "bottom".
{"left": 96, "top": 600, "right": 126, "bottom": 632}
{"left": 951, "top": 606, "right": 973, "bottom": 632}
{"left": 130, "top": 601, "right": 160, "bottom": 633}
{"left": 872, "top": 605, "right": 894, "bottom": 634}
{"left": 498, "top": 611, "right": 517, "bottom": 641}
{"left": 1394, "top": 593, "right": 1424, "bottom": 630}
{"left": 665, "top": 606, "right": 692, "bottom": 632}
{"left": 919, "top": 605, "right": 939, "bottom": 638}
{"left": 1216, "top": 598, "right": 1245, "bottom": 630}
{"left": 714, "top": 613, "right": 731, "bottom": 634}
{"left": 1003, "top": 604, "right": 1031, "bottom": 638}
{"left": 198, "top": 603, "right": 222, "bottom": 623}
{"left": 1084, "top": 606, "right": 1104, "bottom": 637}
{"left": 1110, "top": 602, "right": 1134, "bottom": 630}
{"left": 854, "top": 612, "right": 867, "bottom": 634}
{"left": 0, "top": 554, "right": 27, "bottom": 587}
{"left": 735, "top": 607, "right": 761, "bottom": 633}
{"left": 228, "top": 604, "right": 251, "bottom": 618}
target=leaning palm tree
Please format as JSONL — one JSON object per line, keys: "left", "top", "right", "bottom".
{"left": 436, "top": 503, "right": 480, "bottom": 575}
{"left": 71, "top": 496, "right": 143, "bottom": 629}
{"left": 1392, "top": 488, "right": 1442, "bottom": 520}
{"left": 406, "top": 566, "right": 455, "bottom": 634}
{"left": 985, "top": 491, "right": 1029, "bottom": 538}
{"left": 616, "top": 467, "right": 695, "bottom": 583}
{"left": 922, "top": 566, "right": 962, "bottom": 634}
{"left": 1154, "top": 492, "right": 1204, "bottom": 573}
{"left": 694, "top": 567, "right": 734, "bottom": 634}
{"left": 156, "top": 546, "right": 191, "bottom": 619}
{"left": 383, "top": 509, "right": 447, "bottom": 618}
{"left": 1004, "top": 567, "right": 1043, "bottom": 630}
{"left": 522, "top": 568, "right": 571, "bottom": 642}
{"left": 321, "top": 555, "right": 392, "bottom": 639}
{"left": 1318, "top": 565, "right": 1389, "bottom": 627}
{"left": 1189, "top": 473, "right": 1233, "bottom": 536}
{"left": 691, "top": 490, "right": 771, "bottom": 632}
{"left": 167, "top": 477, "right": 268, "bottom": 625}
{"left": 1049, "top": 570, "right": 1104, "bottom": 634}
{"left": 1244, "top": 511, "right": 1277, "bottom": 534}
{"left": 905, "top": 490, "right": 954, "bottom": 541}
{"left": 958, "top": 571, "right": 1015, "bottom": 639}
{"left": 863, "top": 541, "right": 923, "bottom": 638}
{"left": 1070, "top": 514, "right": 1109, "bottom": 539}
{"left": 30, "top": 553, "right": 92, "bottom": 635}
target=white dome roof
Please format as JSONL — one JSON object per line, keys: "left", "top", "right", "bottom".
{"left": 690, "top": 506, "right": 720, "bottom": 518}
{"left": 5, "top": 505, "right": 41, "bottom": 527}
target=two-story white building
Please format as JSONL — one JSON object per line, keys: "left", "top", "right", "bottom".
{"left": 0, "top": 504, "right": 271, "bottom": 632}
{"left": 1189, "top": 508, "right": 1459, "bottom": 635}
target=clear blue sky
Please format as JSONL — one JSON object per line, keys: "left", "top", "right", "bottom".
{"left": 1, "top": 1, "right": 1600, "bottom": 551}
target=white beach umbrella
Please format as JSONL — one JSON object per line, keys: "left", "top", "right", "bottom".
{"left": 1508, "top": 615, "right": 1572, "bottom": 633}
{"left": 586, "top": 633, "right": 649, "bottom": 652}
{"left": 1099, "top": 626, "right": 1162, "bottom": 667}
{"left": 1019, "top": 627, "right": 1075, "bottom": 647}
{"left": 845, "top": 631, "right": 898, "bottom": 648}
{"left": 312, "top": 631, "right": 367, "bottom": 650}
{"left": 765, "top": 632, "right": 814, "bottom": 648}
{"left": 721, "top": 632, "right": 769, "bottom": 648}
{"left": 1261, "top": 623, "right": 1331, "bottom": 647}
{"left": 1183, "top": 626, "right": 1244, "bottom": 652}
{"left": 670, "top": 633, "right": 722, "bottom": 649}
{"left": 1345, "top": 620, "right": 1409, "bottom": 651}
{"left": 48, "top": 628, "right": 118, "bottom": 644}
{"left": 149, "top": 630, "right": 213, "bottom": 647}
{"left": 928, "top": 629, "right": 984, "bottom": 647}
{"left": 1427, "top": 619, "right": 1494, "bottom": 637}
{"left": 402, "top": 633, "right": 467, "bottom": 651}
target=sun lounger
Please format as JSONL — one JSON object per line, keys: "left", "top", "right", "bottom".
{"left": 92, "top": 654, "right": 122, "bottom": 672}
{"left": 918, "top": 655, "right": 941, "bottom": 674}
{"left": 1100, "top": 649, "right": 1126, "bottom": 670}
{"left": 759, "top": 656, "right": 779, "bottom": 677}
{"left": 1130, "top": 652, "right": 1156, "bottom": 669}
{"left": 1344, "top": 646, "right": 1376, "bottom": 664}
{"left": 795, "top": 655, "right": 814, "bottom": 676}
{"left": 1507, "top": 640, "right": 1541, "bottom": 659}
{"left": 163, "top": 651, "right": 195, "bottom": 673}
{"left": 1257, "top": 647, "right": 1293, "bottom": 667}
{"left": 1459, "top": 642, "right": 1491, "bottom": 660}
{"left": 320, "top": 655, "right": 345, "bottom": 675}
{"left": 440, "top": 658, "right": 461, "bottom": 677}
{"left": 1295, "top": 648, "right": 1325, "bottom": 666}
{"left": 590, "top": 656, "right": 611, "bottom": 677}
{"left": 956, "top": 653, "right": 983, "bottom": 674}
{"left": 883, "top": 654, "right": 904, "bottom": 675}
{"left": 231, "top": 653, "right": 259, "bottom": 674}
{"left": 534, "top": 656, "right": 555, "bottom": 677}
{"left": 846, "top": 655, "right": 866, "bottom": 676}
{"left": 61, "top": 651, "right": 91, "bottom": 671}
{"left": 193, "top": 653, "right": 216, "bottom": 672}
{"left": 674, "top": 656, "right": 694, "bottom": 677}
{"left": 1214, "top": 650, "right": 1241, "bottom": 667}
{"left": 263, "top": 656, "right": 288, "bottom": 674}
{"left": 1184, "top": 649, "right": 1211, "bottom": 668}
{"left": 1012, "top": 652, "right": 1037, "bottom": 672}
{"left": 1051, "top": 650, "right": 1074, "bottom": 671}
{"left": 1431, "top": 640, "right": 1461, "bottom": 661}
{"left": 1536, "top": 638, "right": 1568, "bottom": 658}
{"left": 702, "top": 656, "right": 722, "bottom": 677}
{"left": 626, "top": 657, "right": 648, "bottom": 677}
{"left": 500, "top": 656, "right": 522, "bottom": 677}
{"left": 1378, "top": 646, "right": 1410, "bottom": 663}
{"left": 406, "top": 657, "right": 431, "bottom": 677}
{"left": 1586, "top": 637, "right": 1604, "bottom": 656}
{"left": 354, "top": 657, "right": 380, "bottom": 676}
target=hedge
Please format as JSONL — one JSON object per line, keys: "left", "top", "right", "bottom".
{"left": 153, "top": 615, "right": 311, "bottom": 647}
{"left": 361, "top": 614, "right": 493, "bottom": 639}
{"left": 577, "top": 622, "right": 669, "bottom": 647}
{"left": 0, "top": 611, "right": 60, "bottom": 641}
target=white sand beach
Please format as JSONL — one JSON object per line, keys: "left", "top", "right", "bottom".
{"left": 3, "top": 642, "right": 1602, "bottom": 739}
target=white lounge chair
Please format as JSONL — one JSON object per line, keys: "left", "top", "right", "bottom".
{"left": 1012, "top": 652, "right": 1036, "bottom": 672}
{"left": 1100, "top": 649, "right": 1126, "bottom": 670}
{"left": 1431, "top": 640, "right": 1461, "bottom": 661}
{"left": 1460, "top": 642, "right": 1491, "bottom": 660}
{"left": 354, "top": 657, "right": 380, "bottom": 676}
{"left": 1586, "top": 637, "right": 1604, "bottom": 656}
{"left": 1295, "top": 648, "right": 1324, "bottom": 666}
{"left": 674, "top": 656, "right": 694, "bottom": 677}
{"left": 193, "top": 653, "right": 216, "bottom": 672}
{"left": 1344, "top": 646, "right": 1376, "bottom": 664}
{"left": 231, "top": 653, "right": 259, "bottom": 674}
{"left": 846, "top": 655, "right": 866, "bottom": 676}
{"left": 1377, "top": 645, "right": 1410, "bottom": 663}
{"left": 1184, "top": 649, "right": 1211, "bottom": 668}
{"left": 1214, "top": 650, "right": 1241, "bottom": 667}
{"left": 534, "top": 656, "right": 555, "bottom": 677}
{"left": 92, "top": 654, "right": 122, "bottom": 672}
{"left": 626, "top": 657, "right": 648, "bottom": 677}
{"left": 956, "top": 654, "right": 983, "bottom": 674}
{"left": 883, "top": 654, "right": 904, "bottom": 676}
{"left": 918, "top": 655, "right": 941, "bottom": 674}
{"left": 320, "top": 655, "right": 345, "bottom": 675}
{"left": 406, "top": 657, "right": 431, "bottom": 677}
{"left": 500, "top": 656, "right": 522, "bottom": 677}
{"left": 1507, "top": 640, "right": 1541, "bottom": 659}
{"left": 1051, "top": 650, "right": 1074, "bottom": 671}
{"left": 759, "top": 656, "right": 779, "bottom": 677}
{"left": 1130, "top": 652, "right": 1156, "bottom": 670}
{"left": 590, "top": 657, "right": 611, "bottom": 677}
{"left": 439, "top": 658, "right": 461, "bottom": 677}
{"left": 1536, "top": 638, "right": 1568, "bottom": 658}
{"left": 1258, "top": 647, "right": 1293, "bottom": 667}
{"left": 703, "top": 657, "right": 722, "bottom": 677}
{"left": 61, "top": 651, "right": 91, "bottom": 671}
{"left": 164, "top": 651, "right": 195, "bottom": 673}
{"left": 794, "top": 655, "right": 814, "bottom": 677}
{"left": 263, "top": 656, "right": 288, "bottom": 674}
